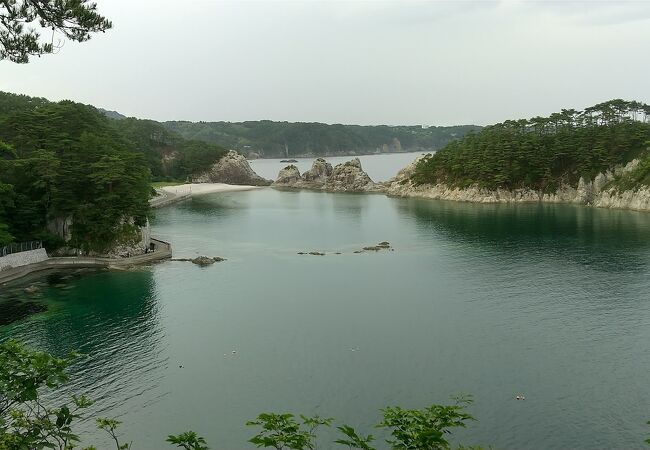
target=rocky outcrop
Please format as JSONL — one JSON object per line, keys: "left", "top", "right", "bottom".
{"left": 194, "top": 150, "right": 272, "bottom": 186}
{"left": 302, "top": 158, "right": 333, "bottom": 185}
{"left": 387, "top": 156, "right": 650, "bottom": 212}
{"left": 323, "top": 158, "right": 383, "bottom": 192}
{"left": 273, "top": 157, "right": 385, "bottom": 193}
{"left": 46, "top": 217, "right": 152, "bottom": 258}
{"left": 276, "top": 165, "right": 302, "bottom": 185}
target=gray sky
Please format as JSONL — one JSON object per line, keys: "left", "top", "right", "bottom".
{"left": 1, "top": 0, "right": 649, "bottom": 126}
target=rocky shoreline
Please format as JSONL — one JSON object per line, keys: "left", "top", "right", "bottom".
{"left": 191, "top": 150, "right": 650, "bottom": 213}
{"left": 385, "top": 156, "right": 650, "bottom": 212}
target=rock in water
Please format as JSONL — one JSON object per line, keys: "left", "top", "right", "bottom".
{"left": 194, "top": 150, "right": 272, "bottom": 186}
{"left": 324, "top": 158, "right": 381, "bottom": 192}
{"left": 302, "top": 158, "right": 333, "bottom": 185}
{"left": 191, "top": 256, "right": 225, "bottom": 266}
{"left": 272, "top": 157, "right": 384, "bottom": 193}
{"left": 276, "top": 165, "right": 302, "bottom": 185}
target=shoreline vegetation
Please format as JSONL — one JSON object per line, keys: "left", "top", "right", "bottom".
{"left": 267, "top": 99, "right": 650, "bottom": 213}
{"left": 396, "top": 99, "right": 650, "bottom": 211}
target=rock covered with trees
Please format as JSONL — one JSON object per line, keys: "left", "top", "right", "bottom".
{"left": 192, "top": 150, "right": 272, "bottom": 186}
{"left": 0, "top": 98, "right": 151, "bottom": 253}
{"left": 0, "top": 91, "right": 234, "bottom": 253}
{"left": 389, "top": 100, "right": 650, "bottom": 211}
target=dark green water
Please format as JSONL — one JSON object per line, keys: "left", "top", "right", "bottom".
{"left": 2, "top": 189, "right": 650, "bottom": 449}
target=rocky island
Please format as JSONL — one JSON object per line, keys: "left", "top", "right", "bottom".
{"left": 193, "top": 150, "right": 273, "bottom": 186}
{"left": 273, "top": 157, "right": 386, "bottom": 193}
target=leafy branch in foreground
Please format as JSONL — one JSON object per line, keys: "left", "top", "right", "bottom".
{"left": 0, "top": 0, "right": 112, "bottom": 63}
{"left": 247, "top": 413, "right": 334, "bottom": 450}
{"left": 97, "top": 417, "right": 132, "bottom": 450}
{"left": 166, "top": 431, "right": 209, "bottom": 450}
{"left": 247, "top": 399, "right": 480, "bottom": 450}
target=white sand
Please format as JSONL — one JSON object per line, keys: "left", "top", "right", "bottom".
{"left": 161, "top": 183, "right": 261, "bottom": 197}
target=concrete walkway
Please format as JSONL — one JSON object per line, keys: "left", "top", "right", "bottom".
{"left": 0, "top": 239, "right": 172, "bottom": 286}
{"left": 150, "top": 189, "right": 192, "bottom": 209}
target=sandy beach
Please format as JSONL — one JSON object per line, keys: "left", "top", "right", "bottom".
{"left": 151, "top": 183, "right": 262, "bottom": 208}
{"left": 161, "top": 183, "right": 261, "bottom": 196}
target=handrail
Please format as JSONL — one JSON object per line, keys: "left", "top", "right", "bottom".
{"left": 0, "top": 241, "right": 43, "bottom": 258}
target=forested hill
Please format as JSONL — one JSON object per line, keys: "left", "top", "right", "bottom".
{"left": 0, "top": 91, "right": 227, "bottom": 251}
{"left": 162, "top": 120, "right": 481, "bottom": 158}
{"left": 0, "top": 93, "right": 151, "bottom": 251}
{"left": 0, "top": 92, "right": 227, "bottom": 181}
{"left": 412, "top": 100, "right": 650, "bottom": 192}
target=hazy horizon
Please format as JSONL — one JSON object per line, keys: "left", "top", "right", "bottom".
{"left": 1, "top": 0, "right": 649, "bottom": 127}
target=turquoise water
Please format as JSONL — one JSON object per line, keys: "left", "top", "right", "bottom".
{"left": 2, "top": 189, "right": 650, "bottom": 449}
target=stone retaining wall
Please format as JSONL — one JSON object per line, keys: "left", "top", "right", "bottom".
{"left": 0, "top": 248, "right": 49, "bottom": 271}
{"left": 0, "top": 239, "right": 172, "bottom": 286}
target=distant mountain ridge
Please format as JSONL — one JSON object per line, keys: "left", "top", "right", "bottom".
{"left": 161, "top": 120, "right": 482, "bottom": 158}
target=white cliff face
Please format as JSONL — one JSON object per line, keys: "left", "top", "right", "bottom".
{"left": 387, "top": 157, "right": 650, "bottom": 212}
{"left": 273, "top": 157, "right": 384, "bottom": 193}
{"left": 194, "top": 150, "right": 272, "bottom": 186}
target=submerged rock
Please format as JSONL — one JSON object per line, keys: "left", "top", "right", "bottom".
{"left": 194, "top": 150, "right": 272, "bottom": 186}
{"left": 0, "top": 299, "right": 47, "bottom": 326}
{"left": 180, "top": 256, "right": 227, "bottom": 266}
{"left": 24, "top": 285, "right": 40, "bottom": 294}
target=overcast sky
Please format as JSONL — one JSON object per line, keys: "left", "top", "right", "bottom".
{"left": 0, "top": 0, "right": 649, "bottom": 126}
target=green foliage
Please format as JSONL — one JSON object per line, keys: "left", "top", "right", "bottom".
{"left": 166, "top": 431, "right": 209, "bottom": 450}
{"left": 100, "top": 114, "right": 227, "bottom": 181}
{"left": 334, "top": 425, "right": 376, "bottom": 450}
{"left": 412, "top": 100, "right": 650, "bottom": 192}
{"left": 247, "top": 413, "right": 334, "bottom": 450}
{"left": 0, "top": 0, "right": 112, "bottom": 63}
{"left": 163, "top": 120, "right": 481, "bottom": 158}
{"left": 248, "top": 402, "right": 480, "bottom": 450}
{"left": 377, "top": 396, "right": 475, "bottom": 450}
{"left": 606, "top": 146, "right": 650, "bottom": 192}
{"left": 97, "top": 418, "right": 132, "bottom": 449}
{"left": 0, "top": 339, "right": 92, "bottom": 449}
{"left": 0, "top": 94, "right": 152, "bottom": 252}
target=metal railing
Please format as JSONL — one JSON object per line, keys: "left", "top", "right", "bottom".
{"left": 0, "top": 241, "right": 43, "bottom": 258}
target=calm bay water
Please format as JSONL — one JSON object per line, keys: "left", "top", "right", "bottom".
{"left": 2, "top": 166, "right": 650, "bottom": 449}
{"left": 248, "top": 152, "right": 425, "bottom": 181}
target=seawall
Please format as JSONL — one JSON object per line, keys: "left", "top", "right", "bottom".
{"left": 0, "top": 238, "right": 172, "bottom": 286}
{"left": 0, "top": 248, "right": 49, "bottom": 271}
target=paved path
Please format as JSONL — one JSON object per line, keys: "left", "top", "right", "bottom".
{"left": 0, "top": 239, "right": 172, "bottom": 285}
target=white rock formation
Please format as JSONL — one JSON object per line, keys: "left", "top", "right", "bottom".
{"left": 194, "top": 150, "right": 272, "bottom": 186}
{"left": 387, "top": 156, "right": 650, "bottom": 212}
{"left": 273, "top": 157, "right": 384, "bottom": 193}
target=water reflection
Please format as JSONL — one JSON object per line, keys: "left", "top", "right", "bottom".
{"left": 1, "top": 269, "right": 167, "bottom": 423}
{"left": 397, "top": 198, "right": 650, "bottom": 272}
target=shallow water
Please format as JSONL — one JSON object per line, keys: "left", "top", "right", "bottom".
{"left": 1, "top": 188, "right": 650, "bottom": 449}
